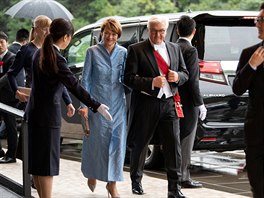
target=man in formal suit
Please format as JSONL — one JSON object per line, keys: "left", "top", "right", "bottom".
{"left": 176, "top": 15, "right": 207, "bottom": 189}
{"left": 124, "top": 15, "right": 189, "bottom": 198}
{"left": 8, "top": 28, "right": 29, "bottom": 87}
{"left": 0, "top": 31, "right": 18, "bottom": 163}
{"left": 232, "top": 3, "right": 264, "bottom": 198}
{"left": 8, "top": 28, "right": 29, "bottom": 54}
{"left": 0, "top": 28, "right": 30, "bottom": 140}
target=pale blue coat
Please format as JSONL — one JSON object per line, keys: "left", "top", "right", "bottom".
{"left": 81, "top": 42, "right": 127, "bottom": 182}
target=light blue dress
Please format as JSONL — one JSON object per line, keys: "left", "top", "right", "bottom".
{"left": 81, "top": 42, "right": 127, "bottom": 182}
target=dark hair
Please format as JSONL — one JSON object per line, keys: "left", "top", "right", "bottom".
{"left": 260, "top": 2, "right": 264, "bottom": 10}
{"left": 16, "top": 28, "right": 29, "bottom": 42}
{"left": 177, "top": 15, "right": 196, "bottom": 37}
{"left": 40, "top": 18, "right": 74, "bottom": 74}
{"left": 0, "top": 31, "right": 8, "bottom": 41}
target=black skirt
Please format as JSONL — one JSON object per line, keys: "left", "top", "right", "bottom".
{"left": 28, "top": 122, "right": 60, "bottom": 176}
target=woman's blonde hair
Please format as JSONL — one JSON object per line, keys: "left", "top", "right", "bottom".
{"left": 29, "top": 15, "right": 52, "bottom": 41}
{"left": 101, "top": 18, "right": 122, "bottom": 38}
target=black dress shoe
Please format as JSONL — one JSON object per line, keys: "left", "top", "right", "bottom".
{"left": 0, "top": 149, "right": 5, "bottom": 158}
{"left": 181, "top": 180, "right": 203, "bottom": 188}
{"left": 132, "top": 182, "right": 144, "bottom": 195}
{"left": 0, "top": 156, "right": 16, "bottom": 163}
{"left": 168, "top": 190, "right": 186, "bottom": 198}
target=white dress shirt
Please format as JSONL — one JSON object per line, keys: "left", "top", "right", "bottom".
{"left": 152, "top": 41, "right": 173, "bottom": 98}
{"left": 0, "top": 50, "right": 8, "bottom": 60}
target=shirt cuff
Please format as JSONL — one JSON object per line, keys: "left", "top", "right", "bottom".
{"left": 249, "top": 63, "right": 257, "bottom": 70}
{"left": 175, "top": 74, "right": 180, "bottom": 83}
{"left": 152, "top": 79, "right": 155, "bottom": 90}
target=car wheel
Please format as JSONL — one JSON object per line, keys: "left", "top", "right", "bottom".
{"left": 144, "top": 145, "right": 164, "bottom": 169}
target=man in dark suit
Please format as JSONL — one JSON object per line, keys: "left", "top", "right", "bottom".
{"left": 176, "top": 15, "right": 207, "bottom": 188}
{"left": 232, "top": 3, "right": 264, "bottom": 198}
{"left": 0, "top": 31, "right": 17, "bottom": 163}
{"left": 124, "top": 15, "right": 189, "bottom": 198}
{"left": 8, "top": 28, "right": 29, "bottom": 87}
{"left": 0, "top": 29, "right": 28, "bottom": 140}
{"left": 8, "top": 28, "right": 29, "bottom": 54}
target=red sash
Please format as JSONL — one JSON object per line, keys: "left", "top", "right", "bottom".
{"left": 153, "top": 50, "right": 184, "bottom": 118}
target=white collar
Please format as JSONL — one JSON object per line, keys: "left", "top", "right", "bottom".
{"left": 149, "top": 39, "right": 166, "bottom": 51}
{"left": 0, "top": 49, "right": 8, "bottom": 60}
{"left": 53, "top": 44, "right": 60, "bottom": 51}
{"left": 179, "top": 37, "right": 192, "bottom": 45}
{"left": 154, "top": 43, "right": 166, "bottom": 51}
{"left": 11, "top": 41, "right": 22, "bottom": 46}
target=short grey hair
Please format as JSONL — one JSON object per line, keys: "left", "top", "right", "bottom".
{"left": 147, "top": 15, "right": 169, "bottom": 29}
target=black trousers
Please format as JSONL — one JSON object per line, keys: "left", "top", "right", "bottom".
{"left": 179, "top": 100, "right": 199, "bottom": 182}
{"left": 2, "top": 102, "right": 18, "bottom": 158}
{"left": 246, "top": 146, "right": 264, "bottom": 198}
{"left": 129, "top": 93, "right": 181, "bottom": 192}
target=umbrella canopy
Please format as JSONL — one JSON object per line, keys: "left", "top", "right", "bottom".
{"left": 5, "top": 0, "right": 74, "bottom": 21}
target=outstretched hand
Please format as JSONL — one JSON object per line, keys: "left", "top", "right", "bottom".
{"left": 97, "top": 104, "right": 113, "bottom": 121}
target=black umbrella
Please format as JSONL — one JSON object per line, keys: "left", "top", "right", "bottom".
{"left": 5, "top": 0, "right": 74, "bottom": 21}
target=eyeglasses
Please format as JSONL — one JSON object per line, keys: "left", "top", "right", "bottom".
{"left": 150, "top": 29, "right": 166, "bottom": 35}
{"left": 254, "top": 17, "right": 264, "bottom": 24}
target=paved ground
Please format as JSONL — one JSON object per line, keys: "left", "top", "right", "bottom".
{"left": 0, "top": 156, "right": 251, "bottom": 198}
{"left": 60, "top": 140, "right": 252, "bottom": 197}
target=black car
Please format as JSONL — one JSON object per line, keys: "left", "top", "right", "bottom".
{"left": 61, "top": 10, "right": 258, "bottom": 168}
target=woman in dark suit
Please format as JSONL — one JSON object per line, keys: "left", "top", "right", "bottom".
{"left": 26, "top": 18, "right": 112, "bottom": 198}
{"left": 7, "top": 16, "right": 75, "bottom": 163}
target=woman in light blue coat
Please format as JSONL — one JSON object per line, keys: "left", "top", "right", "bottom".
{"left": 79, "top": 18, "right": 127, "bottom": 198}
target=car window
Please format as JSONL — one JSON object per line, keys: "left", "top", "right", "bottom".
{"left": 66, "top": 31, "right": 92, "bottom": 66}
{"left": 119, "top": 25, "right": 139, "bottom": 48}
{"left": 203, "top": 26, "right": 258, "bottom": 61}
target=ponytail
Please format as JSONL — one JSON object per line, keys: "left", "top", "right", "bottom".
{"left": 40, "top": 34, "right": 58, "bottom": 74}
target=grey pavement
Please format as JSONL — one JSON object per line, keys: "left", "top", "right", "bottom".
{"left": 0, "top": 155, "right": 250, "bottom": 198}
{"left": 0, "top": 185, "right": 22, "bottom": 198}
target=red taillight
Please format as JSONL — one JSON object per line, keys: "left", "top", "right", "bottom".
{"left": 199, "top": 61, "right": 227, "bottom": 85}
{"left": 200, "top": 137, "right": 217, "bottom": 142}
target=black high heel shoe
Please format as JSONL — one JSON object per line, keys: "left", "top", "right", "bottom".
{"left": 106, "top": 182, "right": 120, "bottom": 198}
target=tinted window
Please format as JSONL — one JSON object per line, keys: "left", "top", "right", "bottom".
{"left": 119, "top": 25, "right": 139, "bottom": 47}
{"left": 67, "top": 31, "right": 91, "bottom": 65}
{"left": 204, "top": 26, "right": 259, "bottom": 61}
